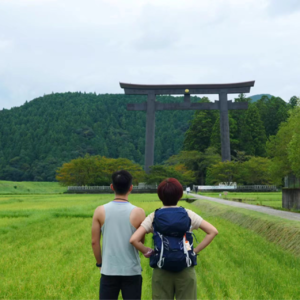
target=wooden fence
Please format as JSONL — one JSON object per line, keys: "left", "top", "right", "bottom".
{"left": 67, "top": 185, "right": 158, "bottom": 194}
{"left": 237, "top": 185, "right": 277, "bottom": 191}
{"left": 67, "top": 185, "right": 158, "bottom": 191}
{"left": 67, "top": 184, "right": 278, "bottom": 193}
{"left": 68, "top": 186, "right": 111, "bottom": 191}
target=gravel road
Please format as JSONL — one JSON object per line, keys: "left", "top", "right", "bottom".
{"left": 189, "top": 193, "right": 300, "bottom": 222}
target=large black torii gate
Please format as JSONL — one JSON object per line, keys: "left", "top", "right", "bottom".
{"left": 120, "top": 81, "right": 255, "bottom": 173}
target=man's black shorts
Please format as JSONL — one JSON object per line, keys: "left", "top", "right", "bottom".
{"left": 100, "top": 274, "right": 142, "bottom": 300}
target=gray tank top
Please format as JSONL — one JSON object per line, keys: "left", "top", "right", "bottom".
{"left": 101, "top": 201, "right": 142, "bottom": 276}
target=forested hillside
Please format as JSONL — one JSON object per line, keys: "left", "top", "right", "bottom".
{"left": 184, "top": 94, "right": 291, "bottom": 156}
{"left": 0, "top": 93, "right": 196, "bottom": 181}
{"left": 0, "top": 92, "right": 293, "bottom": 182}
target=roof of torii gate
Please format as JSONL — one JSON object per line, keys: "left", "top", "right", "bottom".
{"left": 120, "top": 81, "right": 255, "bottom": 95}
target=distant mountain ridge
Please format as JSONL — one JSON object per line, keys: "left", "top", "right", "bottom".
{"left": 249, "top": 94, "right": 273, "bottom": 102}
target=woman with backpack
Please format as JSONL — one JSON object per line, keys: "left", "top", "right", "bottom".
{"left": 130, "top": 178, "right": 218, "bottom": 300}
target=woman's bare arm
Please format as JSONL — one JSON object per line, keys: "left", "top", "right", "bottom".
{"left": 194, "top": 220, "right": 218, "bottom": 254}
{"left": 130, "top": 226, "right": 149, "bottom": 254}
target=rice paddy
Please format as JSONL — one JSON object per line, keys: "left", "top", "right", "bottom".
{"left": 0, "top": 192, "right": 300, "bottom": 299}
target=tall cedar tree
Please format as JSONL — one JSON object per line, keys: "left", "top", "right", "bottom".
{"left": 255, "top": 95, "right": 289, "bottom": 137}
{"left": 183, "top": 97, "right": 217, "bottom": 152}
{"left": 239, "top": 104, "right": 267, "bottom": 156}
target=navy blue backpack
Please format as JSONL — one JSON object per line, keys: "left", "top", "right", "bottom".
{"left": 149, "top": 207, "right": 197, "bottom": 272}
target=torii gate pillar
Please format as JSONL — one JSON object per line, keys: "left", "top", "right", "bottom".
{"left": 120, "top": 81, "right": 255, "bottom": 173}
{"left": 145, "top": 91, "right": 156, "bottom": 171}
{"left": 219, "top": 92, "right": 231, "bottom": 161}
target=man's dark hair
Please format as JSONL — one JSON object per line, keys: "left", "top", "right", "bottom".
{"left": 157, "top": 178, "right": 183, "bottom": 206}
{"left": 112, "top": 170, "right": 133, "bottom": 195}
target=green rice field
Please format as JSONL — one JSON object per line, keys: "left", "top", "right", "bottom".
{"left": 0, "top": 180, "right": 67, "bottom": 194}
{"left": 1, "top": 192, "right": 300, "bottom": 299}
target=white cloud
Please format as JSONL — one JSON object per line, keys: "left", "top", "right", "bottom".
{"left": 267, "top": 0, "right": 300, "bottom": 16}
{"left": 0, "top": 39, "right": 13, "bottom": 50}
{"left": 0, "top": 0, "right": 299, "bottom": 109}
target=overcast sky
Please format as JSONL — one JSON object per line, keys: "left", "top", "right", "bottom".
{"left": 0, "top": 0, "right": 299, "bottom": 109}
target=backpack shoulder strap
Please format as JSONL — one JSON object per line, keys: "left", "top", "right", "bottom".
{"left": 179, "top": 206, "right": 192, "bottom": 231}
{"left": 152, "top": 208, "right": 161, "bottom": 230}
{"left": 153, "top": 208, "right": 161, "bottom": 219}
{"left": 179, "top": 206, "right": 190, "bottom": 216}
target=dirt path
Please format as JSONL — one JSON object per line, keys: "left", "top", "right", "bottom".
{"left": 189, "top": 193, "right": 300, "bottom": 222}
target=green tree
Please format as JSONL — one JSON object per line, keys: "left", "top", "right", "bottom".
{"left": 207, "top": 156, "right": 273, "bottom": 186}
{"left": 241, "top": 157, "right": 272, "bottom": 185}
{"left": 183, "top": 97, "right": 217, "bottom": 152}
{"left": 266, "top": 105, "right": 300, "bottom": 183}
{"left": 255, "top": 95, "right": 289, "bottom": 137}
{"left": 286, "top": 106, "right": 300, "bottom": 177}
{"left": 232, "top": 151, "right": 251, "bottom": 163}
{"left": 56, "top": 155, "right": 145, "bottom": 186}
{"left": 289, "top": 96, "right": 299, "bottom": 109}
{"left": 145, "top": 165, "right": 195, "bottom": 185}
{"left": 166, "top": 148, "right": 220, "bottom": 184}
{"left": 234, "top": 93, "right": 252, "bottom": 103}
{"left": 266, "top": 123, "right": 293, "bottom": 185}
{"left": 239, "top": 104, "right": 267, "bottom": 156}
{"left": 206, "top": 161, "right": 241, "bottom": 185}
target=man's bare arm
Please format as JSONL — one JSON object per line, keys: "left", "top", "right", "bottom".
{"left": 91, "top": 207, "right": 104, "bottom": 265}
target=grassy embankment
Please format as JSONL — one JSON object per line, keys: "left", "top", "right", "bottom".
{"left": 1, "top": 191, "right": 300, "bottom": 299}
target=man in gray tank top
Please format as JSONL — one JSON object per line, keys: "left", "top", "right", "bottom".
{"left": 91, "top": 170, "right": 146, "bottom": 300}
